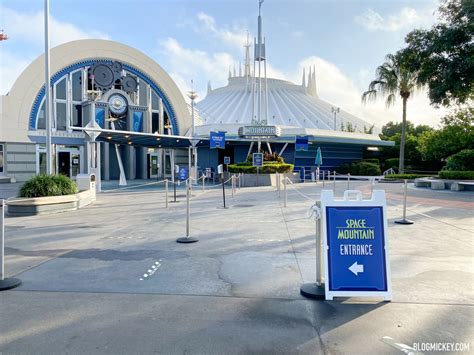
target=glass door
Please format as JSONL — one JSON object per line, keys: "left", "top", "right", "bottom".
{"left": 149, "top": 153, "right": 159, "bottom": 178}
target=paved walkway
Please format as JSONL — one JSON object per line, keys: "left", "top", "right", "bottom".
{"left": 0, "top": 181, "right": 472, "bottom": 354}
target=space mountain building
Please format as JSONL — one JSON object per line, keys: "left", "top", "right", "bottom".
{"left": 191, "top": 2, "right": 392, "bottom": 174}
{"left": 0, "top": 1, "right": 392, "bottom": 184}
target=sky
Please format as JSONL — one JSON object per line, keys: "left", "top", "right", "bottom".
{"left": 0, "top": 0, "right": 450, "bottom": 128}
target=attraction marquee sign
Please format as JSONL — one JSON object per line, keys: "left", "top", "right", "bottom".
{"left": 238, "top": 125, "right": 281, "bottom": 137}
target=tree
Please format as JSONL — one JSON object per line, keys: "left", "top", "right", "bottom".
{"left": 401, "top": 0, "right": 474, "bottom": 106}
{"left": 363, "top": 124, "right": 375, "bottom": 134}
{"left": 418, "top": 107, "right": 474, "bottom": 160}
{"left": 362, "top": 53, "right": 422, "bottom": 173}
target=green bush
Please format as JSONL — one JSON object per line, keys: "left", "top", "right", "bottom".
{"left": 19, "top": 174, "right": 78, "bottom": 198}
{"left": 438, "top": 171, "right": 474, "bottom": 180}
{"left": 362, "top": 158, "right": 380, "bottom": 165}
{"left": 228, "top": 162, "right": 294, "bottom": 174}
{"left": 384, "top": 173, "right": 435, "bottom": 180}
{"left": 385, "top": 158, "right": 399, "bottom": 170}
{"left": 442, "top": 149, "right": 474, "bottom": 171}
{"left": 336, "top": 161, "right": 381, "bottom": 176}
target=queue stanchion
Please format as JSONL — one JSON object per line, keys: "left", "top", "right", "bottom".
{"left": 238, "top": 173, "right": 241, "bottom": 189}
{"left": 333, "top": 170, "right": 336, "bottom": 193}
{"left": 322, "top": 171, "right": 325, "bottom": 188}
{"left": 202, "top": 174, "right": 205, "bottom": 191}
{"left": 284, "top": 175, "right": 287, "bottom": 208}
{"left": 231, "top": 175, "right": 235, "bottom": 198}
{"left": 347, "top": 173, "right": 350, "bottom": 191}
{"left": 165, "top": 179, "right": 169, "bottom": 208}
{"left": 0, "top": 199, "right": 21, "bottom": 291}
{"left": 172, "top": 179, "right": 178, "bottom": 203}
{"left": 300, "top": 202, "right": 325, "bottom": 299}
{"left": 176, "top": 179, "right": 198, "bottom": 243}
{"left": 395, "top": 179, "right": 414, "bottom": 225}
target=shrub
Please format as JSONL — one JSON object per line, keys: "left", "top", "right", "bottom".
{"left": 19, "top": 174, "right": 78, "bottom": 198}
{"left": 438, "top": 171, "right": 474, "bottom": 180}
{"left": 336, "top": 161, "right": 381, "bottom": 176}
{"left": 442, "top": 149, "right": 474, "bottom": 172}
{"left": 384, "top": 173, "right": 435, "bottom": 180}
{"left": 385, "top": 158, "right": 399, "bottom": 171}
{"left": 362, "top": 158, "right": 380, "bottom": 165}
{"left": 228, "top": 162, "right": 294, "bottom": 174}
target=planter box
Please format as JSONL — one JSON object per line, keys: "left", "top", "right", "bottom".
{"left": 6, "top": 189, "right": 96, "bottom": 216}
{"left": 238, "top": 173, "right": 299, "bottom": 187}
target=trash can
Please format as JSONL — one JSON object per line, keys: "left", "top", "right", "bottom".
{"left": 76, "top": 173, "right": 96, "bottom": 192}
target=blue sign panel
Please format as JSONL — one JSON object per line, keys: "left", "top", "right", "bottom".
{"left": 252, "top": 153, "right": 263, "bottom": 167}
{"left": 178, "top": 167, "right": 188, "bottom": 181}
{"left": 224, "top": 156, "right": 231, "bottom": 165}
{"left": 210, "top": 131, "right": 225, "bottom": 149}
{"left": 95, "top": 107, "right": 105, "bottom": 128}
{"left": 326, "top": 206, "right": 388, "bottom": 292}
{"left": 295, "top": 136, "right": 309, "bottom": 151}
{"left": 132, "top": 111, "right": 143, "bottom": 132}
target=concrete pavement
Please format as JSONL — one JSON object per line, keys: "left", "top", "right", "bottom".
{"left": 0, "top": 180, "right": 472, "bottom": 354}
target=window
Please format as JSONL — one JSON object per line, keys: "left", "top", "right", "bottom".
{"left": 0, "top": 144, "right": 4, "bottom": 173}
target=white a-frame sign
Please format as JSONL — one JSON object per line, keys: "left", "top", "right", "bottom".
{"left": 321, "top": 190, "right": 392, "bottom": 301}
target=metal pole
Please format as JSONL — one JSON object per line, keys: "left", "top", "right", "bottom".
{"left": 173, "top": 179, "right": 177, "bottom": 202}
{"left": 0, "top": 199, "right": 4, "bottom": 281}
{"left": 202, "top": 174, "right": 205, "bottom": 191}
{"left": 176, "top": 179, "right": 198, "bottom": 243}
{"left": 231, "top": 175, "right": 234, "bottom": 198}
{"left": 284, "top": 175, "right": 287, "bottom": 208}
{"left": 347, "top": 173, "right": 350, "bottom": 190}
{"left": 395, "top": 179, "right": 414, "bottom": 225}
{"left": 322, "top": 170, "right": 325, "bottom": 188}
{"left": 222, "top": 175, "right": 226, "bottom": 208}
{"left": 0, "top": 199, "right": 21, "bottom": 290}
{"left": 315, "top": 216, "right": 322, "bottom": 286}
{"left": 165, "top": 179, "right": 169, "bottom": 208}
{"left": 238, "top": 173, "right": 241, "bottom": 189}
{"left": 44, "top": 0, "right": 53, "bottom": 175}
{"left": 333, "top": 170, "right": 336, "bottom": 192}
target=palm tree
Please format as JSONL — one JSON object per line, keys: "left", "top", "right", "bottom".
{"left": 362, "top": 53, "right": 421, "bottom": 174}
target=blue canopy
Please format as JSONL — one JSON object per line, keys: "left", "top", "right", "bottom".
{"left": 315, "top": 147, "right": 323, "bottom": 166}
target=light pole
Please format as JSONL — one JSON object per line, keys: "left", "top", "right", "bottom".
{"left": 331, "top": 107, "right": 340, "bottom": 131}
{"left": 44, "top": 0, "right": 53, "bottom": 174}
{"left": 187, "top": 80, "right": 198, "bottom": 181}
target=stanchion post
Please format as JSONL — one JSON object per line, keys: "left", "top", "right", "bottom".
{"left": 222, "top": 175, "right": 227, "bottom": 209}
{"left": 347, "top": 173, "right": 350, "bottom": 191}
{"left": 0, "top": 199, "right": 22, "bottom": 291}
{"left": 176, "top": 179, "right": 198, "bottom": 243}
{"left": 231, "top": 175, "right": 235, "bottom": 198}
{"left": 300, "top": 202, "right": 325, "bottom": 299}
{"left": 322, "top": 170, "right": 325, "bottom": 188}
{"left": 284, "top": 175, "right": 287, "bottom": 208}
{"left": 165, "top": 179, "right": 169, "bottom": 208}
{"left": 333, "top": 170, "right": 336, "bottom": 192}
{"left": 395, "top": 179, "right": 414, "bottom": 225}
{"left": 238, "top": 173, "right": 241, "bottom": 189}
{"left": 173, "top": 179, "right": 177, "bottom": 202}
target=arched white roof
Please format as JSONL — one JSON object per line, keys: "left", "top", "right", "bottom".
{"left": 196, "top": 76, "right": 374, "bottom": 132}
{"left": 1, "top": 39, "right": 191, "bottom": 142}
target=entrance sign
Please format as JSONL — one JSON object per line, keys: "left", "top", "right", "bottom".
{"left": 224, "top": 156, "right": 231, "bottom": 165}
{"left": 178, "top": 167, "right": 188, "bottom": 181}
{"left": 295, "top": 136, "right": 309, "bottom": 151}
{"left": 252, "top": 153, "right": 263, "bottom": 167}
{"left": 321, "top": 190, "right": 391, "bottom": 300}
{"left": 210, "top": 131, "right": 226, "bottom": 149}
{"left": 239, "top": 125, "right": 281, "bottom": 137}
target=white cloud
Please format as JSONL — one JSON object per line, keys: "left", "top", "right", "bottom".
{"left": 196, "top": 12, "right": 247, "bottom": 49}
{"left": 0, "top": 5, "right": 109, "bottom": 47}
{"left": 288, "top": 56, "right": 448, "bottom": 128}
{"left": 0, "top": 6, "right": 110, "bottom": 94}
{"left": 355, "top": 7, "right": 421, "bottom": 32}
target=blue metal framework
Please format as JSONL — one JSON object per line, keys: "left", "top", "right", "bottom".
{"left": 29, "top": 59, "right": 179, "bottom": 134}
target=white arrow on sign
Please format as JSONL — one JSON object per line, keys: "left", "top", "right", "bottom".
{"left": 349, "top": 261, "right": 364, "bottom": 276}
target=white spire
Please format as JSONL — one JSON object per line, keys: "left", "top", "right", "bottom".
{"left": 207, "top": 80, "right": 212, "bottom": 95}
{"left": 307, "top": 65, "right": 317, "bottom": 97}
{"left": 302, "top": 68, "right": 306, "bottom": 87}
{"left": 233, "top": 65, "right": 236, "bottom": 77}
{"left": 307, "top": 66, "right": 312, "bottom": 89}
{"left": 244, "top": 31, "right": 251, "bottom": 77}
{"left": 239, "top": 62, "right": 242, "bottom": 77}
{"left": 228, "top": 66, "right": 232, "bottom": 79}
